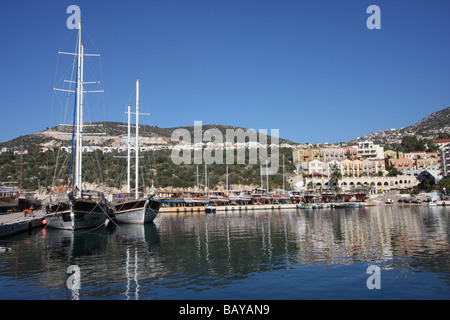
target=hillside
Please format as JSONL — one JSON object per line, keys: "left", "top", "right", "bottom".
{"left": 404, "top": 106, "right": 450, "bottom": 135}
{"left": 0, "top": 123, "right": 295, "bottom": 192}
{"left": 1, "top": 106, "right": 448, "bottom": 151}
{"left": 0, "top": 122, "right": 295, "bottom": 152}
{"left": 351, "top": 106, "right": 450, "bottom": 146}
{"left": 0, "top": 107, "right": 448, "bottom": 192}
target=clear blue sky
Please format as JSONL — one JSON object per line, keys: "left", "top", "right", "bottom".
{"left": 1, "top": 0, "right": 449, "bottom": 144}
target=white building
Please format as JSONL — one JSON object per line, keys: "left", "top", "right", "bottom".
{"left": 441, "top": 143, "right": 450, "bottom": 177}
{"left": 301, "top": 160, "right": 341, "bottom": 176}
{"left": 353, "top": 140, "right": 384, "bottom": 159}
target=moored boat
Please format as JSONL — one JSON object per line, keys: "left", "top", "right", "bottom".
{"left": 44, "top": 20, "right": 110, "bottom": 230}
{"left": 44, "top": 190, "right": 110, "bottom": 230}
{"left": 112, "top": 192, "right": 161, "bottom": 224}
{"left": 110, "top": 80, "right": 161, "bottom": 224}
{"left": 0, "top": 187, "right": 19, "bottom": 212}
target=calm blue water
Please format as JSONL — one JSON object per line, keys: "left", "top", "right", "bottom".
{"left": 0, "top": 205, "right": 449, "bottom": 300}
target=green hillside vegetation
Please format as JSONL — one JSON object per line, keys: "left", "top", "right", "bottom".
{"left": 0, "top": 147, "right": 295, "bottom": 192}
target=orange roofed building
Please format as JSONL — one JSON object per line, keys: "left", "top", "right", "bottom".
{"left": 389, "top": 157, "right": 414, "bottom": 170}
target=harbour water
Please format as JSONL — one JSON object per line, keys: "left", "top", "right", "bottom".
{"left": 0, "top": 205, "right": 448, "bottom": 300}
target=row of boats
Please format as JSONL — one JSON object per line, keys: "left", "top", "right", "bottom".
{"left": 1, "top": 184, "right": 368, "bottom": 230}
{"left": 43, "top": 189, "right": 162, "bottom": 230}
{"left": 42, "top": 187, "right": 367, "bottom": 229}
{"left": 1, "top": 186, "right": 162, "bottom": 230}
{"left": 158, "top": 188, "right": 369, "bottom": 208}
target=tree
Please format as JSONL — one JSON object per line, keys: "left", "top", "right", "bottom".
{"left": 387, "top": 166, "right": 402, "bottom": 177}
{"left": 400, "top": 136, "right": 426, "bottom": 152}
{"left": 330, "top": 169, "right": 342, "bottom": 186}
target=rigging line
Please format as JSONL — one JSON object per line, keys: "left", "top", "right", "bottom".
{"left": 56, "top": 151, "right": 70, "bottom": 183}
{"left": 52, "top": 148, "right": 67, "bottom": 188}
{"left": 79, "top": 24, "right": 107, "bottom": 124}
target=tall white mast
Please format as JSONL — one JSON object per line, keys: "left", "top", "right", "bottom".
{"left": 205, "top": 163, "right": 208, "bottom": 197}
{"left": 127, "top": 104, "right": 131, "bottom": 193}
{"left": 75, "top": 20, "right": 83, "bottom": 196}
{"left": 55, "top": 19, "right": 102, "bottom": 195}
{"left": 135, "top": 79, "right": 140, "bottom": 198}
{"left": 226, "top": 166, "right": 228, "bottom": 196}
{"left": 196, "top": 166, "right": 199, "bottom": 191}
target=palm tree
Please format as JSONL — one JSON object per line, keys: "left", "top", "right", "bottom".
{"left": 330, "top": 169, "right": 342, "bottom": 190}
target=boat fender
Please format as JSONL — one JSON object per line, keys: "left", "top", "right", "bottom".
{"left": 0, "top": 247, "right": 11, "bottom": 253}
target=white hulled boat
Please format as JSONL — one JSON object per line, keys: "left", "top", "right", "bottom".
{"left": 110, "top": 80, "right": 161, "bottom": 224}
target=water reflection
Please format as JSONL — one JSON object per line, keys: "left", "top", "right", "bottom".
{"left": 0, "top": 206, "right": 448, "bottom": 299}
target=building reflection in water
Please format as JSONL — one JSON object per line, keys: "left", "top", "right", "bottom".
{"left": 1, "top": 205, "right": 448, "bottom": 299}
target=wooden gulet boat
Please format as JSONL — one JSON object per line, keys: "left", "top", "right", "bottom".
{"left": 44, "top": 20, "right": 111, "bottom": 230}
{"left": 110, "top": 80, "right": 161, "bottom": 224}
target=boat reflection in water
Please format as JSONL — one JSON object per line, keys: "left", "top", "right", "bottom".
{"left": 1, "top": 205, "right": 449, "bottom": 299}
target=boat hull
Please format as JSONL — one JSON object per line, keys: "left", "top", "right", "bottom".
{"left": 45, "top": 208, "right": 108, "bottom": 230}
{"left": 0, "top": 198, "right": 19, "bottom": 211}
{"left": 113, "top": 198, "right": 161, "bottom": 224}
{"left": 44, "top": 192, "right": 109, "bottom": 230}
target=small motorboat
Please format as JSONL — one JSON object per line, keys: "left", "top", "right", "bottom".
{"left": 205, "top": 206, "right": 216, "bottom": 214}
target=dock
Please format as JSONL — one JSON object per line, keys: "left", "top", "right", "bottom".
{"left": 0, "top": 210, "right": 45, "bottom": 239}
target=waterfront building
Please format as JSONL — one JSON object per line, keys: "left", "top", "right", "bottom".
{"left": 309, "top": 148, "right": 325, "bottom": 162}
{"left": 402, "top": 165, "right": 443, "bottom": 182}
{"left": 353, "top": 140, "right": 384, "bottom": 160}
{"left": 293, "top": 148, "right": 309, "bottom": 163}
{"left": 371, "top": 158, "right": 386, "bottom": 176}
{"left": 416, "top": 157, "right": 439, "bottom": 169}
{"left": 389, "top": 157, "right": 414, "bottom": 170}
{"left": 432, "top": 139, "right": 450, "bottom": 149}
{"left": 342, "top": 147, "right": 358, "bottom": 160}
{"left": 327, "top": 160, "right": 341, "bottom": 173}
{"left": 440, "top": 143, "right": 450, "bottom": 177}
{"left": 290, "top": 174, "right": 419, "bottom": 194}
{"left": 404, "top": 151, "right": 429, "bottom": 160}
{"left": 363, "top": 159, "right": 374, "bottom": 176}
{"left": 323, "top": 147, "right": 345, "bottom": 162}
{"left": 300, "top": 160, "right": 326, "bottom": 175}
{"left": 384, "top": 149, "right": 404, "bottom": 159}
{"left": 425, "top": 152, "right": 439, "bottom": 159}
{"left": 341, "top": 159, "right": 364, "bottom": 177}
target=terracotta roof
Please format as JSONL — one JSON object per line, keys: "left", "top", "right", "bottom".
{"left": 433, "top": 139, "right": 450, "bottom": 144}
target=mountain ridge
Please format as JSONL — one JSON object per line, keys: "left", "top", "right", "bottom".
{"left": 1, "top": 106, "right": 449, "bottom": 151}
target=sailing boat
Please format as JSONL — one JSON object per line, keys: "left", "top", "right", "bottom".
{"left": 44, "top": 20, "right": 110, "bottom": 230}
{"left": 110, "top": 80, "right": 162, "bottom": 224}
